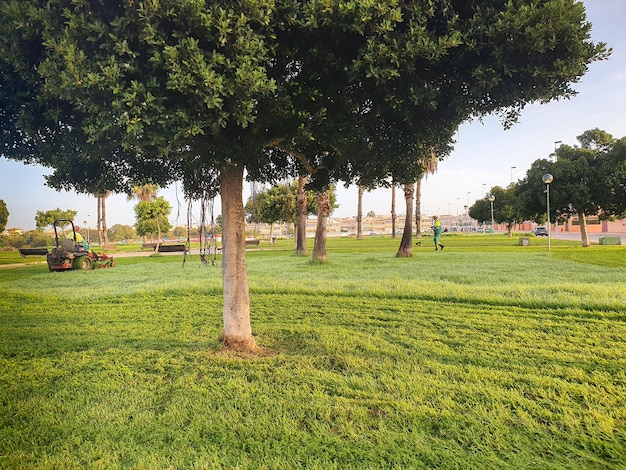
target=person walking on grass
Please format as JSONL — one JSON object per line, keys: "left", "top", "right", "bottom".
{"left": 432, "top": 216, "right": 444, "bottom": 251}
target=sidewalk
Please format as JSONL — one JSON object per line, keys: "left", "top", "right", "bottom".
{"left": 553, "top": 231, "right": 626, "bottom": 244}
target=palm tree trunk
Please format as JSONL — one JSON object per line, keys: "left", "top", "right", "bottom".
{"left": 356, "top": 185, "right": 363, "bottom": 240}
{"left": 296, "top": 176, "right": 307, "bottom": 255}
{"left": 312, "top": 190, "right": 330, "bottom": 263}
{"left": 415, "top": 177, "right": 423, "bottom": 238}
{"left": 396, "top": 184, "right": 414, "bottom": 257}
{"left": 97, "top": 195, "right": 103, "bottom": 246}
{"left": 101, "top": 192, "right": 109, "bottom": 247}
{"left": 219, "top": 166, "right": 255, "bottom": 351}
{"left": 391, "top": 184, "right": 396, "bottom": 238}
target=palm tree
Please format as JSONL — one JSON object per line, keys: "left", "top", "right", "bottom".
{"left": 96, "top": 191, "right": 110, "bottom": 247}
{"left": 397, "top": 148, "right": 439, "bottom": 257}
{"left": 130, "top": 184, "right": 159, "bottom": 202}
{"left": 415, "top": 150, "right": 440, "bottom": 237}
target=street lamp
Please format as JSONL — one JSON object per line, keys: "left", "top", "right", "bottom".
{"left": 482, "top": 183, "right": 486, "bottom": 197}
{"left": 488, "top": 194, "right": 495, "bottom": 239}
{"left": 510, "top": 166, "right": 517, "bottom": 184}
{"left": 542, "top": 174, "right": 554, "bottom": 251}
{"left": 463, "top": 205, "right": 468, "bottom": 233}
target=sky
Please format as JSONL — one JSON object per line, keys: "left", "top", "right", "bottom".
{"left": 2, "top": 1, "right": 625, "bottom": 231}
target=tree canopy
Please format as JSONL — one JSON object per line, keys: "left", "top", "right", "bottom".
{"left": 35, "top": 208, "right": 78, "bottom": 231}
{"left": 0, "top": 0, "right": 609, "bottom": 351}
{"left": 0, "top": 0, "right": 609, "bottom": 191}
{"left": 134, "top": 197, "right": 172, "bottom": 242}
{"left": 516, "top": 129, "right": 626, "bottom": 246}
{"left": 469, "top": 186, "right": 523, "bottom": 237}
{"left": 245, "top": 181, "right": 337, "bottom": 227}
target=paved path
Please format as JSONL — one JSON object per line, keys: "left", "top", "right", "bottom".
{"left": 552, "top": 231, "right": 626, "bottom": 244}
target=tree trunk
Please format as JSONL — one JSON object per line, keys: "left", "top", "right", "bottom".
{"left": 101, "top": 192, "right": 109, "bottom": 247}
{"left": 296, "top": 175, "right": 307, "bottom": 255}
{"left": 97, "top": 195, "right": 103, "bottom": 246}
{"left": 396, "top": 184, "right": 414, "bottom": 257}
{"left": 579, "top": 212, "right": 590, "bottom": 247}
{"left": 356, "top": 185, "right": 363, "bottom": 240}
{"left": 155, "top": 218, "right": 162, "bottom": 252}
{"left": 391, "top": 184, "right": 396, "bottom": 238}
{"left": 219, "top": 166, "right": 256, "bottom": 351}
{"left": 312, "top": 190, "right": 330, "bottom": 263}
{"left": 269, "top": 222, "right": 275, "bottom": 244}
{"left": 415, "top": 177, "right": 422, "bottom": 238}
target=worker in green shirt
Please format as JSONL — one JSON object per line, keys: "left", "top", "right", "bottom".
{"left": 67, "top": 226, "right": 89, "bottom": 251}
{"left": 432, "top": 215, "right": 444, "bottom": 251}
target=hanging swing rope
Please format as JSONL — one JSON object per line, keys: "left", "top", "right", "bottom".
{"left": 182, "top": 197, "right": 193, "bottom": 269}
{"left": 209, "top": 197, "right": 218, "bottom": 266}
{"left": 197, "top": 195, "right": 218, "bottom": 266}
{"left": 199, "top": 197, "right": 209, "bottom": 265}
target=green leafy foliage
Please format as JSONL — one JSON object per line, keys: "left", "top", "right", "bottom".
{"left": 245, "top": 181, "right": 337, "bottom": 224}
{"left": 0, "top": 1, "right": 609, "bottom": 193}
{"left": 0, "top": 199, "right": 8, "bottom": 232}
{"left": 470, "top": 185, "right": 523, "bottom": 236}
{"left": 516, "top": 129, "right": 626, "bottom": 232}
{"left": 134, "top": 197, "right": 172, "bottom": 238}
{"left": 107, "top": 224, "right": 136, "bottom": 243}
{"left": 34, "top": 208, "right": 77, "bottom": 231}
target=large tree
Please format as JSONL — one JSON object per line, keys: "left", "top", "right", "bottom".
{"left": 517, "top": 129, "right": 626, "bottom": 246}
{"left": 244, "top": 180, "right": 336, "bottom": 249}
{"left": 1, "top": 1, "right": 608, "bottom": 351}
{"left": 470, "top": 185, "right": 522, "bottom": 237}
{"left": 134, "top": 196, "right": 172, "bottom": 250}
{"left": 34, "top": 208, "right": 78, "bottom": 232}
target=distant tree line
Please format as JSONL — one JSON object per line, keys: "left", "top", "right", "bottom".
{"left": 470, "top": 129, "right": 626, "bottom": 246}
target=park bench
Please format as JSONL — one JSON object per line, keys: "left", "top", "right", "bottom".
{"left": 245, "top": 239, "right": 260, "bottom": 247}
{"left": 18, "top": 247, "right": 49, "bottom": 257}
{"left": 142, "top": 243, "right": 157, "bottom": 250}
{"left": 157, "top": 244, "right": 188, "bottom": 253}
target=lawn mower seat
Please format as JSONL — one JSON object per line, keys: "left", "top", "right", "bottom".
{"left": 62, "top": 239, "right": 75, "bottom": 251}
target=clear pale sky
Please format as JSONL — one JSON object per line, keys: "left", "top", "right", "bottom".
{"left": 2, "top": 1, "right": 625, "bottom": 230}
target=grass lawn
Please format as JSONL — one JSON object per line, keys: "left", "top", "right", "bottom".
{"left": 1, "top": 235, "right": 625, "bottom": 468}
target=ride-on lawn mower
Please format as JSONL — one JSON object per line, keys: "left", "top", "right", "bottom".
{"left": 47, "top": 219, "right": 114, "bottom": 271}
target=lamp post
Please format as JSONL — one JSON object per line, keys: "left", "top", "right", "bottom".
{"left": 463, "top": 205, "right": 468, "bottom": 233}
{"left": 482, "top": 183, "right": 486, "bottom": 197}
{"left": 542, "top": 174, "right": 554, "bottom": 251}
{"left": 488, "top": 194, "right": 495, "bottom": 239}
{"left": 510, "top": 166, "right": 516, "bottom": 184}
